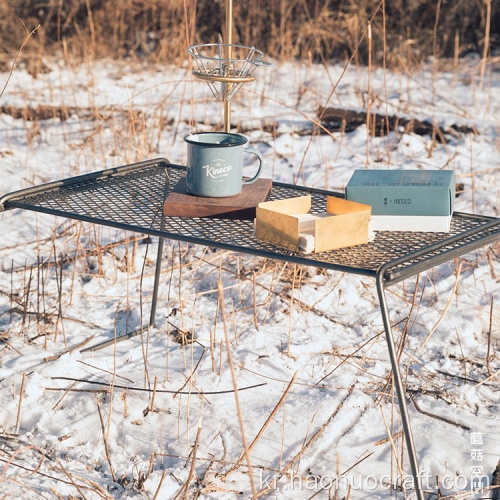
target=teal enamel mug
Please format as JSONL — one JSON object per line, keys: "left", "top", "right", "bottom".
{"left": 184, "top": 132, "right": 263, "bottom": 197}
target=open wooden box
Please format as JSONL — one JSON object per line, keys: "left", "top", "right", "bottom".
{"left": 255, "top": 195, "right": 371, "bottom": 253}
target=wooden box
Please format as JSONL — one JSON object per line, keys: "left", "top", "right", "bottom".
{"left": 164, "top": 177, "right": 272, "bottom": 220}
{"left": 255, "top": 195, "right": 371, "bottom": 253}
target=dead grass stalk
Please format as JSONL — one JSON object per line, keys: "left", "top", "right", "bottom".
{"left": 217, "top": 279, "right": 257, "bottom": 498}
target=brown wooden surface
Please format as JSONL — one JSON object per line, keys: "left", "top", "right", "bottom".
{"left": 163, "top": 177, "right": 272, "bottom": 219}
{"left": 255, "top": 195, "right": 371, "bottom": 253}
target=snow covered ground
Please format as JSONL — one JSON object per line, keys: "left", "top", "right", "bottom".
{"left": 0, "top": 55, "right": 499, "bottom": 499}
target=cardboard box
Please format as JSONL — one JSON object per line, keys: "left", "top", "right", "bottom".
{"left": 369, "top": 214, "right": 451, "bottom": 232}
{"left": 345, "top": 169, "right": 455, "bottom": 216}
{"left": 255, "top": 195, "right": 371, "bottom": 253}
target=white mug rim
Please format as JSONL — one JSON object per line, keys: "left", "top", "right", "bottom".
{"left": 184, "top": 132, "right": 248, "bottom": 147}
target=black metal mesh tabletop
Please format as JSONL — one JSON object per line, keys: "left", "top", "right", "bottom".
{"left": 2, "top": 159, "right": 500, "bottom": 284}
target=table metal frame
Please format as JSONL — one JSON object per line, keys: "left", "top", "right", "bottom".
{"left": 2, "top": 158, "right": 500, "bottom": 500}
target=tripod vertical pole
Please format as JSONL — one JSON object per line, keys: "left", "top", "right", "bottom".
{"left": 224, "top": 0, "right": 233, "bottom": 132}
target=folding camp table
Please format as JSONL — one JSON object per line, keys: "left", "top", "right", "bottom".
{"left": 2, "top": 158, "right": 500, "bottom": 499}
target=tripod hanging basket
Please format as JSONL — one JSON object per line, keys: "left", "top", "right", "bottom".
{"left": 188, "top": 43, "right": 270, "bottom": 101}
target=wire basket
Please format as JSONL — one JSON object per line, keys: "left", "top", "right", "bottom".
{"left": 188, "top": 43, "right": 270, "bottom": 101}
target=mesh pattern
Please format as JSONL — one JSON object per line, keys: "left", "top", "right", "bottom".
{"left": 10, "top": 161, "right": 500, "bottom": 282}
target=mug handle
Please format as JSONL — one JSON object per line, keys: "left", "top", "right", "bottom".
{"left": 242, "top": 147, "right": 263, "bottom": 185}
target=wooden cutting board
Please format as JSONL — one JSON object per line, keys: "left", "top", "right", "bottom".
{"left": 164, "top": 177, "right": 273, "bottom": 219}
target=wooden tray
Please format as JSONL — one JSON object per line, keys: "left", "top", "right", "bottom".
{"left": 164, "top": 177, "right": 272, "bottom": 219}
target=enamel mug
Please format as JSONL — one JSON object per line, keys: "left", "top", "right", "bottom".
{"left": 184, "top": 132, "right": 263, "bottom": 197}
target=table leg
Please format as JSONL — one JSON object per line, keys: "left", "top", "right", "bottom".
{"left": 149, "top": 236, "right": 164, "bottom": 327}
{"left": 376, "top": 272, "right": 425, "bottom": 500}
{"left": 83, "top": 237, "right": 165, "bottom": 352}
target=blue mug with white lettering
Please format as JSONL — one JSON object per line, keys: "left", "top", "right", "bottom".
{"left": 184, "top": 132, "right": 263, "bottom": 197}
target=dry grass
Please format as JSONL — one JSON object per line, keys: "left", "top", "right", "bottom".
{"left": 0, "top": 0, "right": 498, "bottom": 75}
